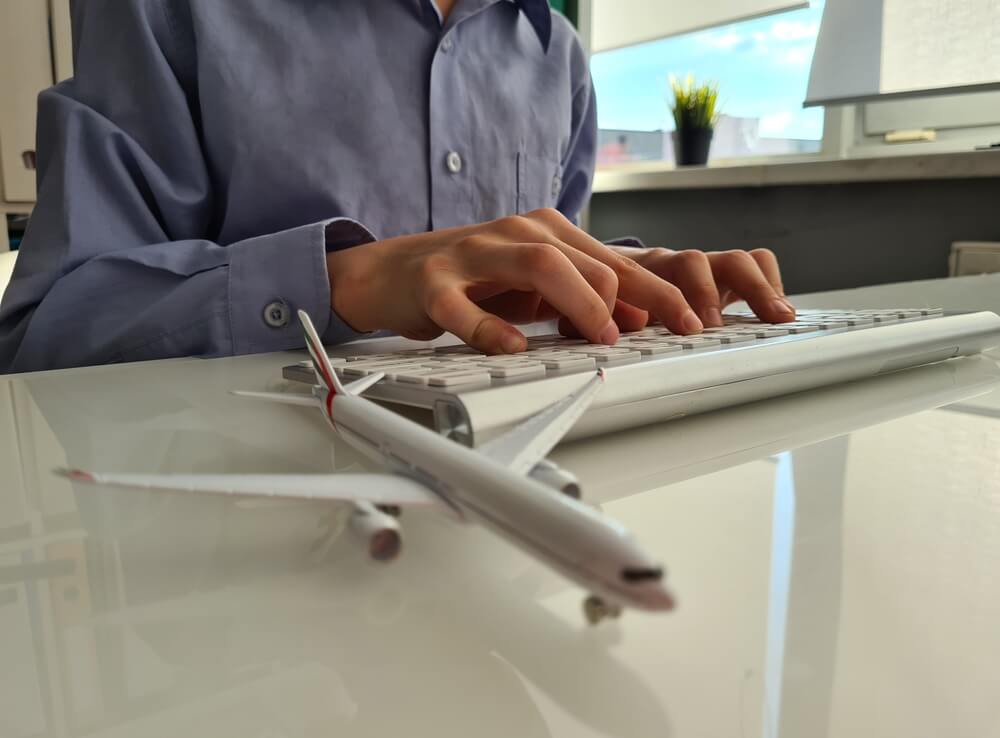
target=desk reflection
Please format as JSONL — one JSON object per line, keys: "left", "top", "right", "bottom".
{"left": 3, "top": 353, "right": 1000, "bottom": 737}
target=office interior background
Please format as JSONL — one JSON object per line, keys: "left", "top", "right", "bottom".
{"left": 2, "top": 5, "right": 1000, "bottom": 737}
{"left": 1, "top": 0, "right": 999, "bottom": 297}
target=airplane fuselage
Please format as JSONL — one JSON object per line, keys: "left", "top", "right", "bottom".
{"left": 324, "top": 390, "right": 673, "bottom": 612}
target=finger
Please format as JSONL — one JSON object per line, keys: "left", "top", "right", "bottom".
{"left": 612, "top": 300, "right": 649, "bottom": 332}
{"left": 523, "top": 210, "right": 703, "bottom": 335}
{"left": 709, "top": 250, "right": 795, "bottom": 323}
{"left": 476, "top": 290, "right": 545, "bottom": 325}
{"left": 464, "top": 241, "right": 617, "bottom": 345}
{"left": 534, "top": 237, "right": 619, "bottom": 314}
{"left": 749, "top": 248, "right": 794, "bottom": 315}
{"left": 654, "top": 249, "right": 723, "bottom": 327}
{"left": 534, "top": 299, "right": 561, "bottom": 322}
{"left": 560, "top": 300, "right": 648, "bottom": 337}
{"left": 424, "top": 284, "right": 528, "bottom": 354}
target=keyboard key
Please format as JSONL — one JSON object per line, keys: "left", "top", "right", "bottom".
{"left": 434, "top": 346, "right": 484, "bottom": 355}
{"left": 798, "top": 320, "right": 850, "bottom": 330}
{"left": 481, "top": 355, "right": 541, "bottom": 366}
{"left": 633, "top": 343, "right": 683, "bottom": 356}
{"left": 346, "top": 353, "right": 404, "bottom": 362}
{"left": 396, "top": 348, "right": 437, "bottom": 356}
{"left": 567, "top": 347, "right": 642, "bottom": 362}
{"left": 393, "top": 368, "right": 441, "bottom": 384}
{"left": 667, "top": 337, "right": 722, "bottom": 349}
{"left": 488, "top": 363, "right": 547, "bottom": 379}
{"left": 537, "top": 355, "right": 597, "bottom": 370}
{"left": 730, "top": 326, "right": 789, "bottom": 337}
{"left": 297, "top": 357, "right": 348, "bottom": 368}
{"left": 344, "top": 362, "right": 420, "bottom": 376}
{"left": 427, "top": 370, "right": 493, "bottom": 387}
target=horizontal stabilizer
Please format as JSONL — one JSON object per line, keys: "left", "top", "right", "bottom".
{"left": 230, "top": 390, "right": 318, "bottom": 407}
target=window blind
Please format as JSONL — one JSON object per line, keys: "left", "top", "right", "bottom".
{"left": 589, "top": 0, "right": 807, "bottom": 53}
{"left": 805, "top": 0, "right": 1000, "bottom": 106}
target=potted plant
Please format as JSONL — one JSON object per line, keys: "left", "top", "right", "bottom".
{"left": 669, "top": 75, "right": 719, "bottom": 166}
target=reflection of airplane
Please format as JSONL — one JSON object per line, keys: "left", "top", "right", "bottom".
{"left": 61, "top": 311, "right": 674, "bottom": 623}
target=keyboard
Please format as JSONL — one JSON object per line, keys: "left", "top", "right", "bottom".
{"left": 283, "top": 308, "right": 1000, "bottom": 446}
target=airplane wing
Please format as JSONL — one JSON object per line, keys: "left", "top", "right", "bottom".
{"left": 478, "top": 370, "right": 604, "bottom": 476}
{"left": 230, "top": 373, "right": 386, "bottom": 408}
{"left": 56, "top": 469, "right": 440, "bottom": 507}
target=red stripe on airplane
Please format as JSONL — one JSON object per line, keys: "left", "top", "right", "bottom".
{"left": 305, "top": 334, "right": 337, "bottom": 396}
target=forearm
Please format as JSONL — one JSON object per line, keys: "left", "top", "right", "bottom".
{"left": 0, "top": 222, "right": 344, "bottom": 373}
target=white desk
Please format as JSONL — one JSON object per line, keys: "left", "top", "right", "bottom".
{"left": 3, "top": 275, "right": 1000, "bottom": 738}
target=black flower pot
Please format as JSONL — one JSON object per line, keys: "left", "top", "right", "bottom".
{"left": 672, "top": 127, "right": 714, "bottom": 166}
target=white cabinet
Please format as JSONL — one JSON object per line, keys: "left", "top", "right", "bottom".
{"left": 0, "top": 0, "right": 72, "bottom": 205}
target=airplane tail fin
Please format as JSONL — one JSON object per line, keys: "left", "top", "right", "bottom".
{"left": 298, "top": 310, "right": 347, "bottom": 396}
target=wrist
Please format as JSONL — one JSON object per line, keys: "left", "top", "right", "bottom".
{"left": 326, "top": 244, "right": 380, "bottom": 333}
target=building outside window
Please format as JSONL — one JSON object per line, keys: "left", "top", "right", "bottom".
{"left": 590, "top": 2, "right": 826, "bottom": 167}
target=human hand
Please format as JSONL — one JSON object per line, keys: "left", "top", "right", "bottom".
{"left": 325, "top": 209, "right": 714, "bottom": 354}
{"left": 607, "top": 245, "right": 795, "bottom": 330}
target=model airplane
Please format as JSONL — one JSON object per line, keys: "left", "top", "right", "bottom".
{"left": 60, "top": 311, "right": 675, "bottom": 624}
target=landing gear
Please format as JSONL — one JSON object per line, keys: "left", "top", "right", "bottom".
{"left": 583, "top": 595, "right": 623, "bottom": 625}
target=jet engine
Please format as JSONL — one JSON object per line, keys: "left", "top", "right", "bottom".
{"left": 529, "top": 459, "right": 582, "bottom": 499}
{"left": 349, "top": 500, "right": 402, "bottom": 561}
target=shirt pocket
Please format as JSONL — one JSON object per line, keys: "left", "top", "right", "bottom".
{"left": 516, "top": 151, "right": 564, "bottom": 214}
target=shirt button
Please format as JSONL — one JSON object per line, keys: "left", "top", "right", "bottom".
{"left": 551, "top": 174, "right": 562, "bottom": 199}
{"left": 440, "top": 35, "right": 454, "bottom": 53}
{"left": 445, "top": 151, "right": 463, "bottom": 174}
{"left": 263, "top": 300, "right": 290, "bottom": 329}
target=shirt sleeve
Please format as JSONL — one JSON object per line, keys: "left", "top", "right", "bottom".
{"left": 555, "top": 76, "right": 598, "bottom": 224}
{"left": 0, "top": 0, "right": 370, "bottom": 373}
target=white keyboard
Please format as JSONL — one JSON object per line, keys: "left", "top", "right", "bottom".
{"left": 284, "top": 308, "right": 1000, "bottom": 445}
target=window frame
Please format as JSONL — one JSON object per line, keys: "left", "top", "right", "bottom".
{"left": 583, "top": 0, "right": 832, "bottom": 170}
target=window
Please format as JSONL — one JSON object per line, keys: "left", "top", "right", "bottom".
{"left": 590, "top": 2, "right": 826, "bottom": 167}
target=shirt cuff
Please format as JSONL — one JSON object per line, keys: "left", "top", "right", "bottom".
{"left": 605, "top": 236, "right": 646, "bottom": 248}
{"left": 228, "top": 220, "right": 335, "bottom": 354}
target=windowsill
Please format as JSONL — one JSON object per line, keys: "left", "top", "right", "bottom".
{"left": 592, "top": 149, "right": 1000, "bottom": 193}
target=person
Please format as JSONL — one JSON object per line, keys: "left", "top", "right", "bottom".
{"left": 0, "top": 0, "right": 795, "bottom": 373}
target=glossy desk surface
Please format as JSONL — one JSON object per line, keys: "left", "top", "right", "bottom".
{"left": 4, "top": 275, "right": 1000, "bottom": 738}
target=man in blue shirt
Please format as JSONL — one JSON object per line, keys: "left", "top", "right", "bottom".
{"left": 0, "top": 0, "right": 794, "bottom": 372}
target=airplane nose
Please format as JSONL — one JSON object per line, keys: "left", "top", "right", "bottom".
{"left": 649, "top": 583, "right": 677, "bottom": 611}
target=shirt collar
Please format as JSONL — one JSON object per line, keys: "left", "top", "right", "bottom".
{"left": 513, "top": 0, "right": 552, "bottom": 52}
{"left": 434, "top": 1, "right": 552, "bottom": 52}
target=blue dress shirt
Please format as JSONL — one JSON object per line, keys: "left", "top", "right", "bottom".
{"left": 0, "top": 0, "right": 596, "bottom": 373}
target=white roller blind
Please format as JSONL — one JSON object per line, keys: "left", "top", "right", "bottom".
{"left": 590, "top": 0, "right": 807, "bottom": 53}
{"left": 805, "top": 0, "right": 1000, "bottom": 106}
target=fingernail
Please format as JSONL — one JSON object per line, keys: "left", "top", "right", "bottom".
{"left": 700, "top": 307, "right": 723, "bottom": 327}
{"left": 781, "top": 297, "right": 796, "bottom": 314}
{"left": 598, "top": 321, "right": 619, "bottom": 346}
{"left": 682, "top": 310, "right": 703, "bottom": 333}
{"left": 773, "top": 298, "right": 795, "bottom": 317}
{"left": 502, "top": 332, "right": 523, "bottom": 354}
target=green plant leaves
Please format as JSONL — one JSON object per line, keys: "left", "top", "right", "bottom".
{"left": 669, "top": 74, "right": 719, "bottom": 131}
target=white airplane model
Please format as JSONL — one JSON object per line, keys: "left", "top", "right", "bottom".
{"left": 61, "top": 311, "right": 675, "bottom": 624}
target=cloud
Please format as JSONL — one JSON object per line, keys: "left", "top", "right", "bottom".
{"left": 697, "top": 30, "right": 745, "bottom": 50}
{"left": 759, "top": 111, "right": 794, "bottom": 136}
{"left": 695, "top": 18, "right": 818, "bottom": 58}
{"left": 769, "top": 20, "right": 820, "bottom": 42}
{"left": 775, "top": 46, "right": 813, "bottom": 66}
